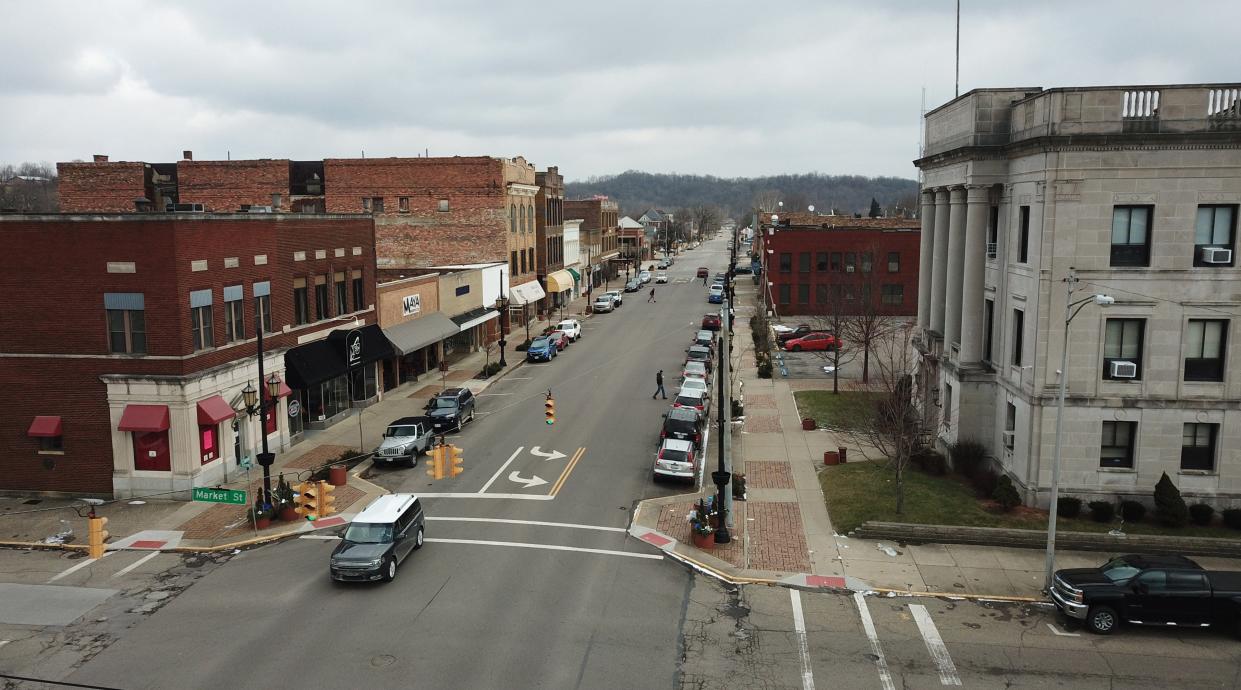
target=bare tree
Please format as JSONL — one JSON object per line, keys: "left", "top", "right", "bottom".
{"left": 841, "top": 322, "right": 930, "bottom": 515}
{"left": 0, "top": 161, "right": 58, "bottom": 212}
{"left": 797, "top": 282, "right": 859, "bottom": 395}
{"left": 839, "top": 243, "right": 898, "bottom": 384}
{"left": 752, "top": 189, "right": 781, "bottom": 213}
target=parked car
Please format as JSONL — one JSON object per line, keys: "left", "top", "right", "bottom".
{"left": 638, "top": 271, "right": 652, "bottom": 284}
{"left": 783, "top": 332, "right": 840, "bottom": 352}
{"left": 692, "top": 329, "right": 716, "bottom": 350}
{"left": 701, "top": 312, "right": 722, "bottom": 330}
{"left": 425, "top": 387, "right": 476, "bottom": 432}
{"left": 657, "top": 259, "right": 671, "bottom": 269}
{"left": 547, "top": 330, "right": 570, "bottom": 350}
{"left": 624, "top": 279, "right": 641, "bottom": 293}
{"left": 714, "top": 272, "right": 727, "bottom": 283}
{"left": 672, "top": 387, "right": 711, "bottom": 419}
{"left": 604, "top": 290, "right": 623, "bottom": 307}
{"left": 696, "top": 267, "right": 710, "bottom": 278}
{"left": 685, "top": 344, "right": 714, "bottom": 371}
{"left": 661, "top": 406, "right": 705, "bottom": 446}
{"left": 733, "top": 264, "right": 753, "bottom": 274}
{"left": 1052, "top": 554, "right": 1241, "bottom": 635}
{"left": 653, "top": 438, "right": 697, "bottom": 482}
{"left": 556, "top": 319, "right": 582, "bottom": 341}
{"left": 655, "top": 272, "right": 668, "bottom": 284}
{"left": 708, "top": 285, "right": 724, "bottom": 303}
{"left": 330, "top": 494, "right": 424, "bottom": 582}
{"left": 592, "top": 296, "right": 614, "bottom": 313}
{"left": 775, "top": 324, "right": 826, "bottom": 343}
{"left": 682, "top": 360, "right": 708, "bottom": 382}
{"left": 373, "top": 416, "right": 433, "bottom": 467}
{"left": 526, "top": 336, "right": 558, "bottom": 362}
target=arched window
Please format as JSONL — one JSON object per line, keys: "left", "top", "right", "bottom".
{"left": 527, "top": 205, "right": 534, "bottom": 233}
{"left": 519, "top": 205, "right": 526, "bottom": 234}
{"left": 511, "top": 204, "right": 517, "bottom": 233}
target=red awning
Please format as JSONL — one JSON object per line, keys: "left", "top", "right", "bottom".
{"left": 274, "top": 376, "right": 293, "bottom": 398}
{"left": 118, "top": 404, "right": 170, "bottom": 433}
{"left": 27, "top": 416, "right": 62, "bottom": 438}
{"left": 196, "top": 395, "right": 236, "bottom": 425}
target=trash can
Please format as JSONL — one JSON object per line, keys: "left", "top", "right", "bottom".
{"left": 823, "top": 451, "right": 840, "bottom": 466}
{"left": 328, "top": 464, "right": 348, "bottom": 487}
{"left": 838, "top": 447, "right": 848, "bottom": 464}
{"left": 801, "top": 418, "right": 816, "bottom": 431}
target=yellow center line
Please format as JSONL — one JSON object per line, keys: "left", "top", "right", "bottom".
{"left": 549, "top": 447, "right": 586, "bottom": 496}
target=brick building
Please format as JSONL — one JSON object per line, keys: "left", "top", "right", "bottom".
{"left": 0, "top": 213, "right": 380, "bottom": 498}
{"left": 755, "top": 215, "right": 921, "bottom": 318}
{"left": 536, "top": 167, "right": 573, "bottom": 314}
{"left": 564, "top": 197, "right": 621, "bottom": 290}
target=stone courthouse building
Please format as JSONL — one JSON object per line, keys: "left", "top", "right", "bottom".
{"left": 914, "top": 83, "right": 1241, "bottom": 507}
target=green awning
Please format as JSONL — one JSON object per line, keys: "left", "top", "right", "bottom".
{"left": 567, "top": 268, "right": 581, "bottom": 282}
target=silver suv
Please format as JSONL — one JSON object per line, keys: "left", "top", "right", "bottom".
{"left": 374, "top": 416, "right": 432, "bottom": 467}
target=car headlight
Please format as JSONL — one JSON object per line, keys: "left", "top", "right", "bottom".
{"left": 365, "top": 558, "right": 384, "bottom": 567}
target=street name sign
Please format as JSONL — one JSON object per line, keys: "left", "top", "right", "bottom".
{"left": 192, "top": 487, "right": 247, "bottom": 505}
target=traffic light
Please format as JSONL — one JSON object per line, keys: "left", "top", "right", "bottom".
{"left": 294, "top": 481, "right": 318, "bottom": 520}
{"left": 426, "top": 445, "right": 446, "bottom": 480}
{"left": 315, "top": 480, "right": 336, "bottom": 518}
{"left": 545, "top": 394, "right": 555, "bottom": 425}
{"left": 87, "top": 515, "right": 109, "bottom": 559}
{"left": 448, "top": 445, "right": 464, "bottom": 478}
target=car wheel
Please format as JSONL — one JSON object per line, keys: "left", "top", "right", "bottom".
{"left": 405, "top": 455, "right": 416, "bottom": 468}
{"left": 414, "top": 526, "right": 425, "bottom": 550}
{"left": 383, "top": 557, "right": 397, "bottom": 582}
{"left": 1086, "top": 605, "right": 1117, "bottom": 635}
{"left": 469, "top": 410, "right": 476, "bottom": 424}
{"left": 791, "top": 345, "right": 802, "bottom": 352}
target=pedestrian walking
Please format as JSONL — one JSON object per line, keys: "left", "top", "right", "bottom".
{"left": 648, "top": 287, "right": 656, "bottom": 303}
{"left": 652, "top": 370, "right": 666, "bottom": 399}
{"left": 702, "top": 275, "right": 708, "bottom": 286}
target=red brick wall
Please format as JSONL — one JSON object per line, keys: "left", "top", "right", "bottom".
{"left": 763, "top": 227, "right": 921, "bottom": 317}
{"left": 177, "top": 159, "right": 291, "bottom": 212}
{"left": 57, "top": 162, "right": 148, "bottom": 212}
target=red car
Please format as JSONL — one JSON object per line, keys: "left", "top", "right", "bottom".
{"left": 547, "top": 330, "right": 570, "bottom": 351}
{"left": 783, "top": 332, "right": 840, "bottom": 352}
{"left": 701, "top": 313, "right": 721, "bottom": 330}
{"left": 696, "top": 267, "right": 710, "bottom": 278}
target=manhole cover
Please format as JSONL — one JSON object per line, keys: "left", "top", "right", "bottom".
{"left": 371, "top": 655, "right": 396, "bottom": 667}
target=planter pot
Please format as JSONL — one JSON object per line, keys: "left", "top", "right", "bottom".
{"left": 823, "top": 451, "right": 840, "bottom": 466}
{"left": 279, "top": 506, "right": 299, "bottom": 522}
{"left": 691, "top": 531, "right": 715, "bottom": 549}
{"left": 802, "top": 418, "right": 816, "bottom": 431}
{"left": 328, "top": 463, "right": 348, "bottom": 487}
{"left": 254, "top": 517, "right": 272, "bottom": 530}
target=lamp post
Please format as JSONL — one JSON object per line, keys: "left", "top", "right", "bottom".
{"left": 495, "top": 295, "right": 509, "bottom": 367}
{"left": 1043, "top": 268, "right": 1113, "bottom": 591}
{"left": 241, "top": 372, "right": 282, "bottom": 505}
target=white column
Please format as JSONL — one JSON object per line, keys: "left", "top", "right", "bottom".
{"left": 929, "top": 188, "right": 951, "bottom": 334}
{"left": 916, "top": 190, "right": 936, "bottom": 333}
{"left": 960, "top": 185, "right": 990, "bottom": 364}
{"left": 943, "top": 186, "right": 967, "bottom": 349}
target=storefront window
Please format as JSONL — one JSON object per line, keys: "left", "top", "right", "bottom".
{"left": 133, "top": 430, "right": 171, "bottom": 471}
{"left": 199, "top": 424, "right": 217, "bottom": 464}
{"left": 289, "top": 395, "right": 304, "bottom": 437}
{"left": 350, "top": 364, "right": 378, "bottom": 401}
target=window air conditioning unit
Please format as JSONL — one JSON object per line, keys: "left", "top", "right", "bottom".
{"left": 1002, "top": 430, "right": 1015, "bottom": 450}
{"left": 1200, "top": 247, "right": 1233, "bottom": 264}
{"left": 248, "top": 206, "right": 273, "bottom": 213}
{"left": 1110, "top": 360, "right": 1138, "bottom": 378}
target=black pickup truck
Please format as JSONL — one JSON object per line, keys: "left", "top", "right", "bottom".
{"left": 1051, "top": 554, "right": 1241, "bottom": 635}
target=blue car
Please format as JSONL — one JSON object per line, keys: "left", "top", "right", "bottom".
{"left": 708, "top": 285, "right": 725, "bottom": 304}
{"left": 526, "top": 336, "right": 557, "bottom": 362}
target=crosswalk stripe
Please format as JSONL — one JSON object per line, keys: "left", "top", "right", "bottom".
{"left": 48, "top": 551, "right": 112, "bottom": 583}
{"left": 853, "top": 593, "right": 895, "bottom": 690}
{"left": 909, "top": 604, "right": 961, "bottom": 686}
{"left": 789, "top": 589, "right": 815, "bottom": 690}
{"left": 111, "top": 550, "right": 161, "bottom": 579}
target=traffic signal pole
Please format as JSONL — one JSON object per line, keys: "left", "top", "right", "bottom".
{"left": 712, "top": 296, "right": 732, "bottom": 544}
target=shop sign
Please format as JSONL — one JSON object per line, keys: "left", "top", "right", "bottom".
{"left": 402, "top": 293, "right": 422, "bottom": 317}
{"left": 346, "top": 330, "right": 363, "bottom": 367}
{"left": 287, "top": 399, "right": 301, "bottom": 418}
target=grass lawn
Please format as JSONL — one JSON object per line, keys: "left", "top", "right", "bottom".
{"left": 821, "top": 461, "right": 1241, "bottom": 540}
{"left": 794, "top": 390, "right": 884, "bottom": 431}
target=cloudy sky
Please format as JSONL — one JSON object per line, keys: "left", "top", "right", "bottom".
{"left": 1, "top": 1, "right": 1234, "bottom": 181}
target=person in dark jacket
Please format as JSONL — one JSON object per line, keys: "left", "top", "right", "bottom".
{"left": 652, "top": 370, "right": 666, "bottom": 399}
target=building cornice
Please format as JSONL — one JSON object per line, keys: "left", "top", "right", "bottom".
{"left": 916, "top": 132, "right": 1241, "bottom": 170}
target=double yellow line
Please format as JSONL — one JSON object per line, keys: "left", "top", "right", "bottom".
{"left": 549, "top": 447, "right": 586, "bottom": 497}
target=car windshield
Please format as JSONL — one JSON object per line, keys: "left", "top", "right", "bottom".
{"left": 432, "top": 398, "right": 458, "bottom": 410}
{"left": 685, "top": 363, "right": 706, "bottom": 374}
{"left": 551, "top": 331, "right": 566, "bottom": 339}
{"left": 1100, "top": 557, "right": 1141, "bottom": 583}
{"left": 675, "top": 396, "right": 701, "bottom": 407}
{"left": 682, "top": 379, "right": 707, "bottom": 392}
{"left": 387, "top": 425, "right": 419, "bottom": 438}
{"left": 557, "top": 322, "right": 574, "bottom": 330}
{"left": 661, "top": 448, "right": 689, "bottom": 462}
{"left": 533, "top": 338, "right": 550, "bottom": 347}
{"left": 343, "top": 522, "right": 393, "bottom": 544}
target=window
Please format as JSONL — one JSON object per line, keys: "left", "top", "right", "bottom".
{"left": 778, "top": 253, "right": 791, "bottom": 272}
{"left": 199, "top": 423, "right": 217, "bottom": 464}
{"left": 1194, "top": 205, "right": 1236, "bottom": 266}
{"left": 527, "top": 206, "right": 533, "bottom": 233}
{"left": 778, "top": 284, "right": 791, "bottom": 304}
{"left": 887, "top": 252, "right": 900, "bottom": 273}
{"left": 816, "top": 284, "right": 830, "bottom": 303}
{"left": 293, "top": 278, "right": 309, "bottom": 325}
{"left": 987, "top": 206, "right": 999, "bottom": 259}
{"left": 1110, "top": 206, "right": 1152, "bottom": 267}
{"left": 942, "top": 383, "right": 953, "bottom": 428}
{"left": 511, "top": 251, "right": 518, "bottom": 277}
{"left": 1003, "top": 403, "right": 1016, "bottom": 450}
{"left": 1011, "top": 309, "right": 1024, "bottom": 366}
{"left": 398, "top": 197, "right": 409, "bottom": 213}
{"left": 511, "top": 204, "right": 517, "bottom": 233}
{"left": 105, "top": 293, "right": 146, "bottom": 354}
{"left": 39, "top": 434, "right": 63, "bottom": 452}
{"left": 798, "top": 253, "right": 811, "bottom": 273}
{"left": 334, "top": 274, "right": 347, "bottom": 315}
{"left": 1181, "top": 423, "right": 1218, "bottom": 471}
{"left": 1185, "top": 319, "right": 1227, "bottom": 381}
{"left": 1018, "top": 206, "right": 1030, "bottom": 263}
{"left": 371, "top": 197, "right": 384, "bottom": 213}
{"left": 520, "top": 250, "right": 527, "bottom": 274}
{"left": 190, "top": 305, "right": 214, "bottom": 352}
{"left": 1103, "top": 318, "right": 1144, "bottom": 380}
{"left": 861, "top": 252, "right": 873, "bottom": 273}
{"left": 224, "top": 286, "right": 245, "bottom": 343}
{"left": 881, "top": 284, "right": 903, "bottom": 305}
{"left": 352, "top": 270, "right": 364, "bottom": 311}
{"left": 133, "top": 430, "right": 170, "bottom": 471}
{"left": 797, "top": 284, "right": 810, "bottom": 304}
{"left": 361, "top": 197, "right": 371, "bottom": 212}
{"left": 830, "top": 253, "right": 841, "bottom": 271}
{"left": 816, "top": 253, "right": 828, "bottom": 271}
{"left": 1100, "top": 421, "right": 1137, "bottom": 469}
{"left": 438, "top": 199, "right": 450, "bottom": 212}
{"left": 844, "top": 252, "right": 856, "bottom": 272}
{"left": 255, "top": 294, "right": 272, "bottom": 334}
{"left": 842, "top": 285, "right": 857, "bottom": 301}
{"left": 272, "top": 193, "right": 282, "bottom": 209}
{"left": 315, "top": 278, "right": 329, "bottom": 320}
{"left": 983, "top": 299, "right": 994, "bottom": 362}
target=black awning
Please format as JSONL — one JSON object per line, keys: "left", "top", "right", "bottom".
{"left": 450, "top": 306, "right": 494, "bottom": 327}
{"left": 285, "top": 324, "right": 395, "bottom": 390}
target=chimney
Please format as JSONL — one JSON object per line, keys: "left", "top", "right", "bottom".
{"left": 93, "top": 154, "right": 108, "bottom": 163}
{"left": 182, "top": 150, "right": 193, "bottom": 161}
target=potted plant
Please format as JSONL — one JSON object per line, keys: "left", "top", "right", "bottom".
{"left": 688, "top": 498, "right": 715, "bottom": 549}
{"left": 274, "top": 475, "right": 298, "bottom": 521}
{"left": 248, "top": 502, "right": 275, "bottom": 530}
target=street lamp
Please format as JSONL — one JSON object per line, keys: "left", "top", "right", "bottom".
{"left": 1044, "top": 270, "right": 1113, "bottom": 591}
{"left": 241, "top": 373, "right": 282, "bottom": 505}
{"left": 495, "top": 295, "right": 510, "bottom": 367}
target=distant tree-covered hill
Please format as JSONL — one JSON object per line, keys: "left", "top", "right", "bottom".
{"left": 565, "top": 171, "right": 920, "bottom": 221}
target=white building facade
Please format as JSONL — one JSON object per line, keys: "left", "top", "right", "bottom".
{"left": 915, "top": 83, "right": 1241, "bottom": 508}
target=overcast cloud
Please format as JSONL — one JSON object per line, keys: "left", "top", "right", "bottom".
{"left": 1, "top": 1, "right": 1235, "bottom": 181}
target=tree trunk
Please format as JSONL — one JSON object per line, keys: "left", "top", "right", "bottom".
{"left": 832, "top": 343, "right": 840, "bottom": 394}
{"left": 894, "top": 461, "right": 905, "bottom": 515}
{"left": 862, "top": 341, "right": 871, "bottom": 383}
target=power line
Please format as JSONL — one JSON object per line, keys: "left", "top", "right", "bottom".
{"left": 1080, "top": 279, "right": 1241, "bottom": 319}
{"left": 0, "top": 673, "right": 122, "bottom": 689}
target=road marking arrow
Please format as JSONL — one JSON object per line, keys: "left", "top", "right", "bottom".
{"left": 529, "top": 446, "right": 566, "bottom": 461}
{"left": 508, "top": 471, "right": 548, "bottom": 489}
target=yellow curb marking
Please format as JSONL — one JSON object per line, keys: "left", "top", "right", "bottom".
{"left": 549, "top": 447, "right": 586, "bottom": 497}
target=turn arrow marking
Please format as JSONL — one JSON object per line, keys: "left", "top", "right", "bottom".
{"left": 529, "top": 446, "right": 567, "bottom": 461}
{"left": 508, "top": 471, "right": 548, "bottom": 489}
